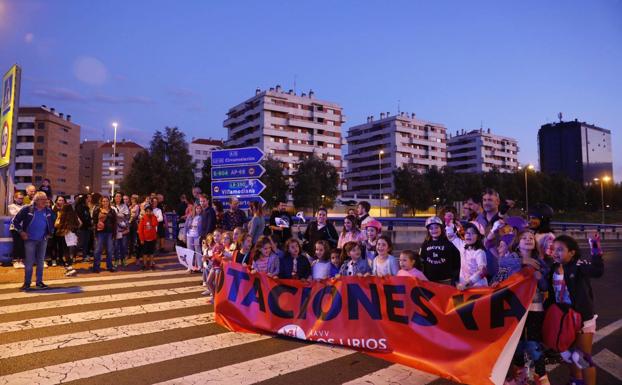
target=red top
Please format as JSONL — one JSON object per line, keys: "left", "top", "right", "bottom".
{"left": 138, "top": 214, "right": 158, "bottom": 242}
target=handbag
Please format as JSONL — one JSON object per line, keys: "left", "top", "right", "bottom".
{"left": 542, "top": 302, "right": 582, "bottom": 352}
{"left": 64, "top": 231, "right": 78, "bottom": 247}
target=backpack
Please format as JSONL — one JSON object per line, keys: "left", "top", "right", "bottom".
{"left": 542, "top": 303, "right": 582, "bottom": 352}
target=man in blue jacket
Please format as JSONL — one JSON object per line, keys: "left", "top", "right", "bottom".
{"left": 12, "top": 191, "right": 55, "bottom": 290}
{"left": 198, "top": 194, "right": 216, "bottom": 239}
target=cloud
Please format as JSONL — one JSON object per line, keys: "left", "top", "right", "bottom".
{"left": 31, "top": 87, "right": 87, "bottom": 102}
{"left": 30, "top": 87, "right": 154, "bottom": 105}
{"left": 74, "top": 56, "right": 108, "bottom": 85}
{"left": 93, "top": 94, "right": 155, "bottom": 105}
{"left": 24, "top": 32, "right": 34, "bottom": 44}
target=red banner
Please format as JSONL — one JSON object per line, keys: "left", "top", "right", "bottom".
{"left": 214, "top": 262, "right": 537, "bottom": 385}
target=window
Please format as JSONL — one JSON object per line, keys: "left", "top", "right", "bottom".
{"left": 195, "top": 150, "right": 200, "bottom": 155}
{"left": 37, "top": 122, "right": 45, "bottom": 130}
{"left": 36, "top": 149, "right": 44, "bottom": 156}
{"left": 59, "top": 140, "right": 68, "bottom": 145}
{"left": 35, "top": 176, "right": 42, "bottom": 182}
{"left": 59, "top": 165, "right": 67, "bottom": 170}
{"left": 203, "top": 150, "right": 209, "bottom": 155}
{"left": 36, "top": 136, "right": 44, "bottom": 143}
{"left": 35, "top": 163, "right": 43, "bottom": 170}
{"left": 59, "top": 153, "right": 68, "bottom": 157}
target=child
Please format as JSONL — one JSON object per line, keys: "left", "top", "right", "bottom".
{"left": 278, "top": 238, "right": 311, "bottom": 280}
{"left": 311, "top": 240, "right": 332, "bottom": 280}
{"left": 138, "top": 205, "right": 158, "bottom": 270}
{"left": 362, "top": 220, "right": 382, "bottom": 262}
{"left": 329, "top": 248, "right": 341, "bottom": 278}
{"left": 337, "top": 241, "right": 371, "bottom": 277}
{"left": 547, "top": 235, "right": 603, "bottom": 385}
{"left": 337, "top": 215, "right": 366, "bottom": 248}
{"left": 251, "top": 236, "right": 279, "bottom": 276}
{"left": 397, "top": 250, "right": 427, "bottom": 280}
{"left": 204, "top": 243, "right": 224, "bottom": 303}
{"left": 447, "top": 222, "right": 488, "bottom": 289}
{"left": 222, "top": 231, "right": 236, "bottom": 259}
{"left": 371, "top": 236, "right": 399, "bottom": 277}
{"left": 58, "top": 204, "right": 81, "bottom": 276}
{"left": 419, "top": 216, "right": 460, "bottom": 285}
{"left": 185, "top": 205, "right": 202, "bottom": 272}
{"left": 233, "top": 234, "right": 253, "bottom": 265}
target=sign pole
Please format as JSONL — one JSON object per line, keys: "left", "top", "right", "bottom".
{"left": 0, "top": 65, "right": 21, "bottom": 215}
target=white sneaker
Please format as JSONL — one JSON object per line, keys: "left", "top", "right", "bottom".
{"left": 13, "top": 262, "right": 19, "bottom": 268}
{"left": 43, "top": 261, "right": 48, "bottom": 268}
{"left": 65, "top": 269, "right": 77, "bottom": 276}
{"left": 201, "top": 290, "right": 212, "bottom": 296}
{"left": 17, "top": 261, "right": 25, "bottom": 268}
{"left": 51, "top": 261, "right": 57, "bottom": 267}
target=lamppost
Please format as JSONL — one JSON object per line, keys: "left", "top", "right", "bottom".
{"left": 594, "top": 176, "right": 611, "bottom": 224}
{"left": 378, "top": 150, "right": 384, "bottom": 217}
{"left": 519, "top": 164, "right": 535, "bottom": 213}
{"left": 111, "top": 122, "right": 119, "bottom": 197}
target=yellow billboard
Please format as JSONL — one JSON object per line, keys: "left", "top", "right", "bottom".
{"left": 0, "top": 65, "right": 21, "bottom": 169}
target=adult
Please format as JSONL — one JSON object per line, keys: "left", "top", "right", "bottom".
{"left": 92, "top": 196, "right": 117, "bottom": 273}
{"left": 191, "top": 186, "right": 202, "bottom": 205}
{"left": 176, "top": 193, "right": 189, "bottom": 233}
{"left": 337, "top": 214, "right": 366, "bottom": 248}
{"left": 302, "top": 207, "right": 339, "bottom": 255}
{"left": 75, "top": 194, "right": 93, "bottom": 262}
{"left": 269, "top": 201, "right": 292, "bottom": 247}
{"left": 247, "top": 201, "right": 266, "bottom": 245}
{"left": 223, "top": 197, "right": 247, "bottom": 231}
{"left": 12, "top": 192, "right": 55, "bottom": 290}
{"left": 112, "top": 192, "right": 130, "bottom": 267}
{"left": 38, "top": 178, "right": 53, "bottom": 199}
{"left": 461, "top": 195, "right": 480, "bottom": 222}
{"left": 23, "top": 184, "right": 37, "bottom": 205}
{"left": 150, "top": 197, "right": 165, "bottom": 253}
{"left": 128, "top": 194, "right": 141, "bottom": 259}
{"left": 8, "top": 192, "right": 25, "bottom": 268}
{"left": 475, "top": 188, "right": 501, "bottom": 234}
{"left": 198, "top": 194, "right": 216, "bottom": 239}
{"left": 50, "top": 195, "right": 66, "bottom": 267}
{"left": 356, "top": 201, "right": 374, "bottom": 228}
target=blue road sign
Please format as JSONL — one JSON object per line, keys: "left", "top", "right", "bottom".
{"left": 211, "top": 147, "right": 264, "bottom": 166}
{"left": 212, "top": 179, "right": 267, "bottom": 197}
{"left": 214, "top": 196, "right": 267, "bottom": 210}
{"left": 212, "top": 164, "right": 266, "bottom": 180}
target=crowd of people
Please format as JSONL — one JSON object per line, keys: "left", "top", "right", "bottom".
{"left": 6, "top": 182, "right": 604, "bottom": 385}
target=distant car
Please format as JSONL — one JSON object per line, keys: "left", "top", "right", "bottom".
{"left": 337, "top": 199, "right": 358, "bottom": 206}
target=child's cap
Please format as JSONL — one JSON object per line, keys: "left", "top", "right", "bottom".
{"left": 365, "top": 219, "right": 382, "bottom": 231}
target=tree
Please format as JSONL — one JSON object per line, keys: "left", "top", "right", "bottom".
{"left": 197, "top": 158, "right": 212, "bottom": 197}
{"left": 292, "top": 155, "right": 339, "bottom": 213}
{"left": 120, "top": 127, "right": 195, "bottom": 207}
{"left": 394, "top": 165, "right": 433, "bottom": 214}
{"left": 261, "top": 157, "right": 289, "bottom": 208}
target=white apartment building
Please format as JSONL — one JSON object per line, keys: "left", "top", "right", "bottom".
{"left": 345, "top": 112, "right": 447, "bottom": 198}
{"left": 189, "top": 138, "right": 223, "bottom": 181}
{"left": 447, "top": 128, "right": 519, "bottom": 173}
{"left": 224, "top": 85, "right": 346, "bottom": 178}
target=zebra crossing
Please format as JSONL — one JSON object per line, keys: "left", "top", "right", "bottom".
{"left": 0, "top": 260, "right": 443, "bottom": 385}
{"left": 1, "top": 258, "right": 620, "bottom": 385}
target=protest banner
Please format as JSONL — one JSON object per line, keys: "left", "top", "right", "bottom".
{"left": 175, "top": 246, "right": 196, "bottom": 269}
{"left": 214, "top": 262, "right": 537, "bottom": 385}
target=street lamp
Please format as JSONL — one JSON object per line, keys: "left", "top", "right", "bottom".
{"left": 111, "top": 122, "right": 118, "bottom": 197}
{"left": 594, "top": 176, "right": 611, "bottom": 224}
{"left": 379, "top": 150, "right": 384, "bottom": 217}
{"left": 519, "top": 164, "right": 535, "bottom": 213}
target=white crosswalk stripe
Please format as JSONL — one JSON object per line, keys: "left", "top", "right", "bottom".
{"left": 0, "top": 313, "right": 215, "bottom": 359}
{"left": 152, "top": 344, "right": 356, "bottom": 385}
{"left": 0, "top": 276, "right": 201, "bottom": 300}
{"left": 0, "top": 285, "right": 204, "bottom": 314}
{"left": 342, "top": 364, "right": 438, "bottom": 385}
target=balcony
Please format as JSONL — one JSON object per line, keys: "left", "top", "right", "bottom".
{"left": 16, "top": 142, "right": 34, "bottom": 150}
{"left": 15, "top": 155, "right": 34, "bottom": 163}
{"left": 287, "top": 118, "right": 322, "bottom": 130}
{"left": 16, "top": 129, "right": 35, "bottom": 137}
{"left": 15, "top": 169, "right": 33, "bottom": 177}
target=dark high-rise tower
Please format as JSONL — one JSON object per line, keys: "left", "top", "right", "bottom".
{"left": 538, "top": 119, "right": 613, "bottom": 184}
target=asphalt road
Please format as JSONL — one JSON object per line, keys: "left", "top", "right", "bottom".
{"left": 0, "top": 246, "right": 619, "bottom": 385}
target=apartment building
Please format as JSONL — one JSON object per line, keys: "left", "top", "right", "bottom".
{"left": 189, "top": 138, "right": 223, "bottom": 181}
{"left": 79, "top": 140, "right": 144, "bottom": 195}
{"left": 447, "top": 128, "right": 519, "bottom": 173}
{"left": 345, "top": 112, "right": 447, "bottom": 198}
{"left": 15, "top": 106, "right": 80, "bottom": 195}
{"left": 224, "top": 85, "right": 345, "bottom": 177}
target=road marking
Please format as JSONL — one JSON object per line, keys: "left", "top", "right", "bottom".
{"left": 0, "top": 269, "right": 188, "bottom": 289}
{"left": 0, "top": 276, "right": 201, "bottom": 300}
{"left": 0, "top": 313, "right": 215, "bottom": 359}
{"left": 592, "top": 349, "right": 622, "bottom": 381}
{"left": 152, "top": 344, "right": 355, "bottom": 385}
{"left": 0, "top": 286, "right": 204, "bottom": 314}
{"left": 0, "top": 297, "right": 207, "bottom": 333}
{"left": 594, "top": 318, "right": 622, "bottom": 343}
{"left": 342, "top": 363, "right": 438, "bottom": 385}
{"left": 0, "top": 332, "right": 268, "bottom": 385}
